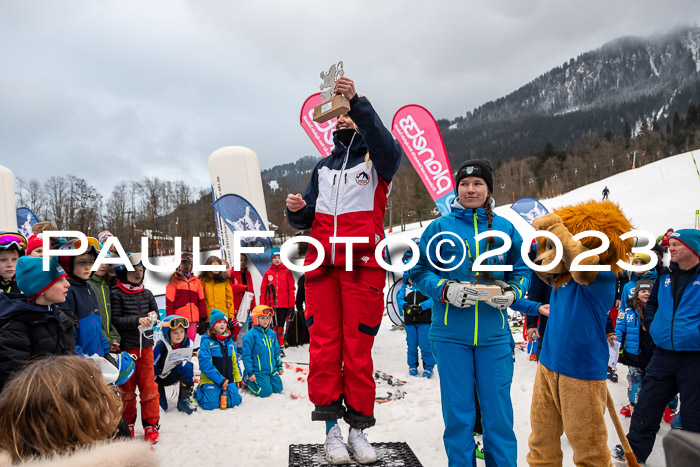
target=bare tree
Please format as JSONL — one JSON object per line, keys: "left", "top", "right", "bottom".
{"left": 44, "top": 176, "right": 69, "bottom": 229}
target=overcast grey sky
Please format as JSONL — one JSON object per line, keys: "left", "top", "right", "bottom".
{"left": 2, "top": 1, "right": 699, "bottom": 196}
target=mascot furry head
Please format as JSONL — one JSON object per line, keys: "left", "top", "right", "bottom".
{"left": 532, "top": 200, "right": 633, "bottom": 288}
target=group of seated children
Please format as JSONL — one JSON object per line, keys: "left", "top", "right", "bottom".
{"left": 0, "top": 231, "right": 286, "bottom": 448}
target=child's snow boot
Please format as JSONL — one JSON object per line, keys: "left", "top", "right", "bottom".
{"left": 177, "top": 380, "right": 197, "bottom": 414}
{"left": 144, "top": 425, "right": 159, "bottom": 444}
{"left": 408, "top": 367, "right": 418, "bottom": 377}
{"left": 620, "top": 404, "right": 632, "bottom": 417}
{"left": 324, "top": 424, "right": 351, "bottom": 465}
{"left": 422, "top": 369, "right": 433, "bottom": 379}
{"left": 612, "top": 444, "right": 624, "bottom": 460}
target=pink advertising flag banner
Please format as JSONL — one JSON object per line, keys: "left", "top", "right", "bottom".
{"left": 391, "top": 105, "right": 456, "bottom": 215}
{"left": 300, "top": 93, "right": 336, "bottom": 158}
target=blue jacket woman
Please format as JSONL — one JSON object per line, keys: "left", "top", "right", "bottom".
{"left": 242, "top": 305, "right": 283, "bottom": 398}
{"left": 196, "top": 309, "right": 242, "bottom": 410}
{"left": 411, "top": 159, "right": 530, "bottom": 467}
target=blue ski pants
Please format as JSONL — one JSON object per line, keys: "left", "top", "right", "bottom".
{"left": 405, "top": 323, "right": 435, "bottom": 370}
{"left": 247, "top": 372, "right": 283, "bottom": 398}
{"left": 432, "top": 340, "right": 516, "bottom": 467}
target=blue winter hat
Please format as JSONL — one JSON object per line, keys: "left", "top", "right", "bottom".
{"left": 670, "top": 229, "right": 700, "bottom": 259}
{"left": 16, "top": 256, "right": 67, "bottom": 301}
{"left": 209, "top": 308, "right": 227, "bottom": 327}
{"left": 270, "top": 248, "right": 281, "bottom": 258}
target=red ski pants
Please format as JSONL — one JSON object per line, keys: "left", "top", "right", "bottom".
{"left": 305, "top": 266, "right": 385, "bottom": 417}
{"left": 119, "top": 347, "right": 160, "bottom": 427}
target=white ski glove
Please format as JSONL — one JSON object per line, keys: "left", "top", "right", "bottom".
{"left": 486, "top": 280, "right": 516, "bottom": 310}
{"left": 442, "top": 281, "right": 479, "bottom": 308}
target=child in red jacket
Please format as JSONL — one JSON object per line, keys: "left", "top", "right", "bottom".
{"left": 259, "top": 249, "right": 295, "bottom": 351}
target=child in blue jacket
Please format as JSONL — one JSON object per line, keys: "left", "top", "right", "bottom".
{"left": 619, "top": 253, "right": 657, "bottom": 311}
{"left": 397, "top": 248, "right": 435, "bottom": 378}
{"left": 57, "top": 237, "right": 111, "bottom": 357}
{"left": 196, "top": 308, "right": 242, "bottom": 410}
{"left": 153, "top": 315, "right": 196, "bottom": 414}
{"left": 242, "top": 305, "right": 284, "bottom": 397}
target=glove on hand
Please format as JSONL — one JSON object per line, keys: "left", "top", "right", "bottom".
{"left": 406, "top": 304, "right": 422, "bottom": 315}
{"left": 443, "top": 282, "right": 479, "bottom": 308}
{"left": 485, "top": 280, "right": 516, "bottom": 310}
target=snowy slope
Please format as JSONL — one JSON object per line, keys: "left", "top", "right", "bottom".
{"left": 150, "top": 151, "right": 700, "bottom": 466}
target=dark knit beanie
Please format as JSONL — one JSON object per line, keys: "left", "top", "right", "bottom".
{"left": 454, "top": 159, "right": 494, "bottom": 194}
{"left": 634, "top": 278, "right": 655, "bottom": 293}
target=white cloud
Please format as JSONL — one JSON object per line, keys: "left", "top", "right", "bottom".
{"left": 1, "top": 0, "right": 699, "bottom": 194}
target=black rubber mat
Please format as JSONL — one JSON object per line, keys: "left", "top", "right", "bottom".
{"left": 288, "top": 442, "right": 423, "bottom": 466}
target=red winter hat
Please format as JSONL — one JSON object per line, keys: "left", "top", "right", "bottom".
{"left": 26, "top": 234, "right": 44, "bottom": 256}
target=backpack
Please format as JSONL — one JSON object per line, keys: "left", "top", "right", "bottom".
{"left": 284, "top": 307, "right": 309, "bottom": 347}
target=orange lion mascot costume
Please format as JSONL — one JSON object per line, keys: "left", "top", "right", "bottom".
{"left": 526, "top": 200, "right": 640, "bottom": 467}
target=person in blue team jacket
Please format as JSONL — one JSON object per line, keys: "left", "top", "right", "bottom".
{"left": 57, "top": 238, "right": 111, "bottom": 357}
{"left": 411, "top": 159, "right": 530, "bottom": 467}
{"left": 196, "top": 309, "right": 242, "bottom": 410}
{"left": 242, "top": 305, "right": 284, "bottom": 397}
{"left": 397, "top": 245, "right": 435, "bottom": 378}
{"left": 624, "top": 229, "right": 700, "bottom": 463}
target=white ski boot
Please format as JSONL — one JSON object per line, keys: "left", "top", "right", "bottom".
{"left": 347, "top": 427, "right": 378, "bottom": 464}
{"left": 324, "top": 424, "right": 351, "bottom": 465}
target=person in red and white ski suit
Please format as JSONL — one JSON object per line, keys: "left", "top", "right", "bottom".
{"left": 286, "top": 76, "right": 402, "bottom": 464}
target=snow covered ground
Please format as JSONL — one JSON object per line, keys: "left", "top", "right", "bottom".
{"left": 147, "top": 150, "right": 699, "bottom": 466}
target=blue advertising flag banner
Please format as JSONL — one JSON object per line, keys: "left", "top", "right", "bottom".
{"left": 212, "top": 193, "right": 272, "bottom": 276}
{"left": 16, "top": 207, "right": 39, "bottom": 239}
{"left": 510, "top": 197, "right": 549, "bottom": 225}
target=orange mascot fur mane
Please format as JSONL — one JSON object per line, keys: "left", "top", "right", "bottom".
{"left": 532, "top": 200, "right": 633, "bottom": 288}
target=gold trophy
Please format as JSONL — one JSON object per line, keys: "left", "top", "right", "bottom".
{"left": 313, "top": 61, "right": 351, "bottom": 123}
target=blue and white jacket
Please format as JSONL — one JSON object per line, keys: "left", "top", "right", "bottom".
{"left": 616, "top": 305, "right": 643, "bottom": 356}
{"left": 411, "top": 198, "right": 531, "bottom": 346}
{"left": 647, "top": 263, "right": 700, "bottom": 351}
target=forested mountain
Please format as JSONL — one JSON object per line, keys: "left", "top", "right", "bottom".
{"left": 441, "top": 26, "right": 700, "bottom": 166}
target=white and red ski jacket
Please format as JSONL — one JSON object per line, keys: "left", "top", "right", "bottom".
{"left": 287, "top": 95, "right": 403, "bottom": 268}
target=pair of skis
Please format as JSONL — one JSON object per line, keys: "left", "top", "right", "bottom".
{"left": 287, "top": 365, "right": 407, "bottom": 402}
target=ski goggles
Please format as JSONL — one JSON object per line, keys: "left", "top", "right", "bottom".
{"left": 181, "top": 252, "right": 193, "bottom": 262}
{"left": 58, "top": 237, "right": 101, "bottom": 254}
{"left": 256, "top": 307, "right": 274, "bottom": 317}
{"left": 0, "top": 233, "right": 27, "bottom": 250}
{"left": 163, "top": 317, "right": 190, "bottom": 329}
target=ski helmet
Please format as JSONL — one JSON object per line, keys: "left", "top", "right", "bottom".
{"left": 114, "top": 352, "right": 136, "bottom": 386}
{"left": 251, "top": 305, "right": 274, "bottom": 326}
{"left": 56, "top": 237, "right": 100, "bottom": 274}
{"left": 113, "top": 253, "right": 144, "bottom": 283}
{"left": 160, "top": 315, "right": 190, "bottom": 343}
